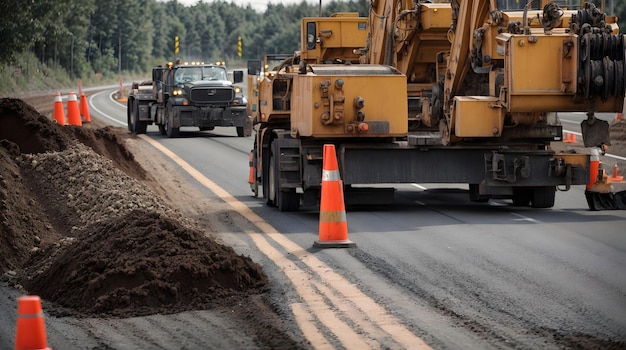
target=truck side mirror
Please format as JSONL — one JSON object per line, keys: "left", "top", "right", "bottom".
{"left": 233, "top": 70, "right": 244, "bottom": 83}
{"left": 247, "top": 60, "right": 262, "bottom": 75}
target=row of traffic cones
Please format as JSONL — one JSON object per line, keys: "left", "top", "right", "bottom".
{"left": 14, "top": 295, "right": 51, "bottom": 350}
{"left": 563, "top": 131, "right": 577, "bottom": 143}
{"left": 53, "top": 91, "right": 91, "bottom": 126}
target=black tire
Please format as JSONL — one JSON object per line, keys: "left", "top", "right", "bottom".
{"left": 512, "top": 187, "right": 532, "bottom": 206}
{"left": 165, "top": 109, "right": 179, "bottom": 138}
{"left": 132, "top": 103, "right": 147, "bottom": 134}
{"left": 127, "top": 100, "right": 135, "bottom": 132}
{"left": 531, "top": 186, "right": 556, "bottom": 208}
{"left": 136, "top": 120, "right": 148, "bottom": 134}
{"left": 158, "top": 123, "right": 166, "bottom": 135}
{"left": 267, "top": 151, "right": 277, "bottom": 207}
{"left": 236, "top": 126, "right": 245, "bottom": 137}
{"left": 469, "top": 184, "right": 489, "bottom": 202}
{"left": 269, "top": 141, "right": 299, "bottom": 211}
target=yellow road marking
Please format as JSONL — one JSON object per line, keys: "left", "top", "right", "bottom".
{"left": 139, "top": 135, "right": 431, "bottom": 349}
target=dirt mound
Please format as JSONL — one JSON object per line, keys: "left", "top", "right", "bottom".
{"left": 0, "top": 97, "right": 269, "bottom": 318}
{"left": 22, "top": 210, "right": 267, "bottom": 317}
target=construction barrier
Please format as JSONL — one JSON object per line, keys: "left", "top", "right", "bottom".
{"left": 79, "top": 93, "right": 91, "bottom": 123}
{"left": 66, "top": 92, "right": 82, "bottom": 126}
{"left": 14, "top": 295, "right": 51, "bottom": 350}
{"left": 313, "top": 144, "right": 356, "bottom": 248}
{"left": 53, "top": 93, "right": 65, "bottom": 125}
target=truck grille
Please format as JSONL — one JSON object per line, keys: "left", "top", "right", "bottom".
{"left": 190, "top": 87, "right": 233, "bottom": 104}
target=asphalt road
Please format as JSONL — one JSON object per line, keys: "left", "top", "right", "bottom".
{"left": 2, "top": 90, "right": 622, "bottom": 349}
{"left": 85, "top": 89, "right": 626, "bottom": 348}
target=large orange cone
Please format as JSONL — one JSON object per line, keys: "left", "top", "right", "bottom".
{"left": 53, "top": 93, "right": 65, "bottom": 125}
{"left": 314, "top": 144, "right": 355, "bottom": 248}
{"left": 79, "top": 93, "right": 91, "bottom": 123}
{"left": 586, "top": 148, "right": 600, "bottom": 190}
{"left": 66, "top": 92, "right": 82, "bottom": 126}
{"left": 14, "top": 295, "right": 52, "bottom": 350}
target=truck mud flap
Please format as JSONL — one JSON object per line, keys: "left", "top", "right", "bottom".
{"left": 580, "top": 118, "right": 610, "bottom": 147}
{"left": 585, "top": 190, "right": 626, "bottom": 210}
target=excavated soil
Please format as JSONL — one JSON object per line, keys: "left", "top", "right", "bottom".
{"left": 0, "top": 98, "right": 268, "bottom": 318}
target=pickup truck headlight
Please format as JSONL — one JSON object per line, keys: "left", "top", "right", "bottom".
{"left": 173, "top": 88, "right": 184, "bottom": 96}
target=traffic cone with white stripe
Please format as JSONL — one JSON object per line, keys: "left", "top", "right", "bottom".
{"left": 67, "top": 92, "right": 82, "bottom": 126}
{"left": 53, "top": 92, "right": 65, "bottom": 125}
{"left": 314, "top": 144, "right": 355, "bottom": 248}
{"left": 14, "top": 295, "right": 51, "bottom": 350}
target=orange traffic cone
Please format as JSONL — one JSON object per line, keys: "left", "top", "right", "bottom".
{"left": 570, "top": 133, "right": 577, "bottom": 143}
{"left": 586, "top": 148, "right": 600, "bottom": 190}
{"left": 608, "top": 164, "right": 624, "bottom": 182}
{"left": 53, "top": 93, "right": 65, "bottom": 125}
{"left": 14, "top": 295, "right": 51, "bottom": 350}
{"left": 79, "top": 93, "right": 91, "bottom": 123}
{"left": 314, "top": 144, "right": 355, "bottom": 248}
{"left": 66, "top": 92, "right": 82, "bottom": 126}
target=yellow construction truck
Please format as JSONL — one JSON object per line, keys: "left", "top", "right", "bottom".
{"left": 247, "top": 2, "right": 625, "bottom": 211}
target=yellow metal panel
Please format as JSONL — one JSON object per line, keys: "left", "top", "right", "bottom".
{"left": 453, "top": 96, "right": 504, "bottom": 137}
{"left": 419, "top": 4, "right": 452, "bottom": 30}
{"left": 508, "top": 34, "right": 576, "bottom": 94}
{"left": 291, "top": 69, "right": 407, "bottom": 138}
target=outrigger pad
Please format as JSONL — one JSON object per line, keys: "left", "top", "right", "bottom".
{"left": 581, "top": 118, "right": 610, "bottom": 148}
{"left": 585, "top": 190, "right": 626, "bottom": 210}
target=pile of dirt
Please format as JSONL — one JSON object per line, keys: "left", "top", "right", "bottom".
{"left": 0, "top": 98, "right": 268, "bottom": 317}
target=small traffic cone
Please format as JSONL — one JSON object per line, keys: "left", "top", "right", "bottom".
{"left": 615, "top": 113, "right": 623, "bottom": 122}
{"left": 66, "top": 92, "right": 82, "bottom": 126}
{"left": 570, "top": 133, "right": 577, "bottom": 143}
{"left": 53, "top": 93, "right": 65, "bottom": 125}
{"left": 79, "top": 93, "right": 91, "bottom": 123}
{"left": 314, "top": 144, "right": 355, "bottom": 248}
{"left": 608, "top": 164, "right": 624, "bottom": 182}
{"left": 14, "top": 295, "right": 52, "bottom": 350}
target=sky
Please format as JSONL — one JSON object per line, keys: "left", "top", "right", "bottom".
{"left": 176, "top": 0, "right": 329, "bottom": 13}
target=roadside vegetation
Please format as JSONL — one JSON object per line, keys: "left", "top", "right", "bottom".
{"left": 0, "top": 0, "right": 368, "bottom": 95}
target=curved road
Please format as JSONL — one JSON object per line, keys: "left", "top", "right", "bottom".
{"left": 86, "top": 89, "right": 626, "bottom": 348}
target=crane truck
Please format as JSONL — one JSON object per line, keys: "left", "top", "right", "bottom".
{"left": 246, "top": 1, "right": 626, "bottom": 211}
{"left": 128, "top": 62, "right": 250, "bottom": 137}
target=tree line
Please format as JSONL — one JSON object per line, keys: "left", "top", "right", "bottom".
{"left": 0, "top": 0, "right": 624, "bottom": 84}
{"left": 0, "top": 0, "right": 369, "bottom": 81}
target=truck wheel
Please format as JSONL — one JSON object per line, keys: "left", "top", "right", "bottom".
{"left": 165, "top": 113, "right": 179, "bottom": 138}
{"left": 530, "top": 186, "right": 556, "bottom": 208}
{"left": 236, "top": 126, "right": 245, "bottom": 137}
{"left": 269, "top": 141, "right": 300, "bottom": 211}
{"left": 132, "top": 104, "right": 148, "bottom": 134}
{"left": 158, "top": 124, "right": 166, "bottom": 135}
{"left": 127, "top": 100, "right": 135, "bottom": 132}
{"left": 267, "top": 151, "right": 277, "bottom": 207}
{"left": 512, "top": 187, "right": 531, "bottom": 206}
{"left": 469, "top": 184, "right": 489, "bottom": 202}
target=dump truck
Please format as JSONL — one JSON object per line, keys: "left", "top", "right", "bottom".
{"left": 128, "top": 62, "right": 250, "bottom": 137}
{"left": 247, "top": 2, "right": 625, "bottom": 211}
